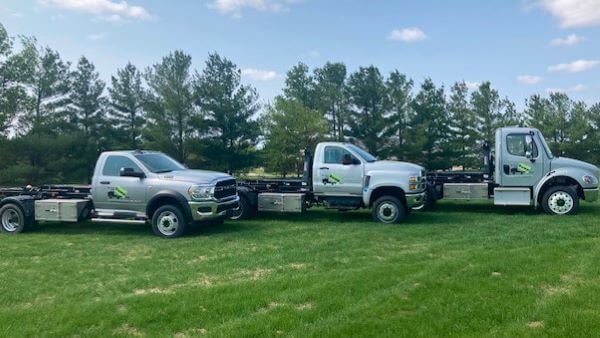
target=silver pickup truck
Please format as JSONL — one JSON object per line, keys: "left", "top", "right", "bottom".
{"left": 0, "top": 150, "right": 239, "bottom": 238}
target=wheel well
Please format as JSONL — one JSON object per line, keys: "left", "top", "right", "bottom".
{"left": 537, "top": 176, "right": 583, "bottom": 203}
{"left": 146, "top": 196, "right": 189, "bottom": 220}
{"left": 369, "top": 186, "right": 406, "bottom": 208}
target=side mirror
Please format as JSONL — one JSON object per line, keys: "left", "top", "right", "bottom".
{"left": 120, "top": 167, "right": 145, "bottom": 178}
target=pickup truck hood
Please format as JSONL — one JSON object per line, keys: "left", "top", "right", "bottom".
{"left": 365, "top": 160, "right": 425, "bottom": 174}
{"left": 551, "top": 157, "right": 599, "bottom": 174}
{"left": 159, "top": 170, "right": 233, "bottom": 185}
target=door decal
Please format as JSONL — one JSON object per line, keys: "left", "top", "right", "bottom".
{"left": 323, "top": 173, "right": 342, "bottom": 185}
{"left": 517, "top": 162, "right": 532, "bottom": 174}
{"left": 108, "top": 186, "right": 128, "bottom": 199}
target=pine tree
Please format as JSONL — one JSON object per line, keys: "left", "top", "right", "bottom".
{"left": 448, "top": 81, "right": 477, "bottom": 168}
{"left": 69, "top": 56, "right": 106, "bottom": 137}
{"left": 193, "top": 53, "right": 260, "bottom": 172}
{"left": 384, "top": 71, "right": 413, "bottom": 160}
{"left": 314, "top": 62, "right": 347, "bottom": 140}
{"left": 409, "top": 78, "right": 450, "bottom": 169}
{"left": 143, "top": 50, "right": 197, "bottom": 163}
{"left": 346, "top": 66, "right": 388, "bottom": 156}
{"left": 108, "top": 63, "right": 146, "bottom": 149}
{"left": 283, "top": 62, "right": 317, "bottom": 109}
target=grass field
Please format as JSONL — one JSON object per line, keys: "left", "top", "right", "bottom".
{"left": 1, "top": 201, "right": 600, "bottom": 337}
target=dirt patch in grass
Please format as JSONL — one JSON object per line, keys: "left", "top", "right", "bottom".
{"left": 527, "top": 321, "right": 544, "bottom": 328}
{"left": 258, "top": 301, "right": 282, "bottom": 313}
{"left": 296, "top": 302, "right": 314, "bottom": 310}
{"left": 113, "top": 323, "right": 143, "bottom": 336}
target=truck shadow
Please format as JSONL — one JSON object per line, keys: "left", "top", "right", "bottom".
{"left": 29, "top": 220, "right": 251, "bottom": 237}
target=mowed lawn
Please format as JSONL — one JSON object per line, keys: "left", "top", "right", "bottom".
{"left": 1, "top": 201, "right": 600, "bottom": 337}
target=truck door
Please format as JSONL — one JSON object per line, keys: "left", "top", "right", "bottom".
{"left": 92, "top": 155, "right": 148, "bottom": 213}
{"left": 314, "top": 145, "right": 363, "bottom": 195}
{"left": 500, "top": 132, "right": 545, "bottom": 187}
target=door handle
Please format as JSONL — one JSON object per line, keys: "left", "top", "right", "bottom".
{"left": 319, "top": 167, "right": 329, "bottom": 170}
{"left": 503, "top": 165, "right": 510, "bottom": 175}
{"left": 100, "top": 181, "right": 110, "bottom": 185}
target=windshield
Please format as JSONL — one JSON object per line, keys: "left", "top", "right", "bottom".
{"left": 538, "top": 131, "right": 554, "bottom": 159}
{"left": 347, "top": 144, "right": 377, "bottom": 163}
{"left": 135, "top": 153, "right": 186, "bottom": 173}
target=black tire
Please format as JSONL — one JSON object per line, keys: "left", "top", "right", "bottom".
{"left": 542, "top": 186, "right": 579, "bottom": 215}
{"left": 412, "top": 185, "right": 437, "bottom": 211}
{"left": 372, "top": 195, "right": 407, "bottom": 224}
{"left": 0, "top": 203, "right": 29, "bottom": 234}
{"left": 151, "top": 204, "right": 188, "bottom": 238}
{"left": 229, "top": 196, "right": 252, "bottom": 220}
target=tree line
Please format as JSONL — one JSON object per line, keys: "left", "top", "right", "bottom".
{"left": 0, "top": 23, "right": 598, "bottom": 185}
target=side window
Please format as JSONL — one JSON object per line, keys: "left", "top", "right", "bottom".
{"left": 102, "top": 156, "right": 142, "bottom": 177}
{"left": 324, "top": 146, "right": 355, "bottom": 164}
{"left": 506, "top": 134, "right": 538, "bottom": 157}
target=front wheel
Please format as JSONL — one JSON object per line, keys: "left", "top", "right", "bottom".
{"left": 372, "top": 196, "right": 407, "bottom": 224}
{"left": 151, "top": 205, "right": 188, "bottom": 238}
{"left": 229, "top": 196, "right": 252, "bottom": 220}
{"left": 542, "top": 186, "right": 579, "bottom": 215}
{"left": 0, "top": 204, "right": 29, "bottom": 234}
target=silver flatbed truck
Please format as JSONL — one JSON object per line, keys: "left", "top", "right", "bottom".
{"left": 231, "top": 142, "right": 427, "bottom": 223}
{"left": 0, "top": 150, "right": 239, "bottom": 238}
{"left": 420, "top": 127, "right": 599, "bottom": 214}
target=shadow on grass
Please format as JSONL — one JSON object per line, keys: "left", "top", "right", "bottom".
{"left": 28, "top": 219, "right": 252, "bottom": 238}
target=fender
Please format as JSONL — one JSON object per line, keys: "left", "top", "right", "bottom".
{"left": 0, "top": 195, "right": 36, "bottom": 221}
{"left": 533, "top": 169, "right": 584, "bottom": 207}
{"left": 146, "top": 190, "right": 192, "bottom": 220}
{"left": 237, "top": 186, "right": 258, "bottom": 207}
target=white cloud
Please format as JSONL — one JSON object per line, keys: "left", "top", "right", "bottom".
{"left": 550, "top": 33, "right": 584, "bottom": 46}
{"left": 388, "top": 27, "right": 427, "bottom": 43}
{"left": 241, "top": 68, "right": 278, "bottom": 81}
{"left": 570, "top": 84, "right": 586, "bottom": 92}
{"left": 464, "top": 81, "right": 480, "bottom": 90}
{"left": 546, "top": 84, "right": 587, "bottom": 93}
{"left": 517, "top": 74, "right": 542, "bottom": 84}
{"left": 87, "top": 32, "right": 106, "bottom": 40}
{"left": 537, "top": 0, "right": 600, "bottom": 28}
{"left": 40, "top": 0, "right": 152, "bottom": 21}
{"left": 548, "top": 59, "right": 599, "bottom": 73}
{"left": 209, "top": 0, "right": 301, "bottom": 17}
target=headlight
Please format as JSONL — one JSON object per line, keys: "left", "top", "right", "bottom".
{"left": 582, "top": 175, "right": 598, "bottom": 185}
{"left": 188, "top": 184, "right": 215, "bottom": 200}
{"left": 409, "top": 174, "right": 421, "bottom": 190}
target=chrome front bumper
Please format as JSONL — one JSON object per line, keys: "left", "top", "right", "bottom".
{"left": 584, "top": 187, "right": 599, "bottom": 202}
{"left": 188, "top": 196, "right": 240, "bottom": 221}
{"left": 406, "top": 191, "right": 426, "bottom": 208}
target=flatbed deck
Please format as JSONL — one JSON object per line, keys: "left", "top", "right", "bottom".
{"left": 0, "top": 185, "right": 91, "bottom": 200}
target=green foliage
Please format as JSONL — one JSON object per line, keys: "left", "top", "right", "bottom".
{"left": 346, "top": 66, "right": 388, "bottom": 156}
{"left": 261, "top": 97, "right": 327, "bottom": 177}
{"left": 108, "top": 63, "right": 146, "bottom": 149}
{"left": 384, "top": 71, "right": 413, "bottom": 160}
{"left": 448, "top": 81, "right": 478, "bottom": 168}
{"left": 314, "top": 62, "right": 348, "bottom": 140}
{"left": 143, "top": 50, "right": 197, "bottom": 163}
{"left": 193, "top": 53, "right": 260, "bottom": 172}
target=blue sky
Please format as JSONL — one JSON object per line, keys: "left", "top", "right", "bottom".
{"left": 1, "top": 0, "right": 599, "bottom": 109}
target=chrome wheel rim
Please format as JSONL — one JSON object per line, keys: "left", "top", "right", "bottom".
{"left": 157, "top": 211, "right": 179, "bottom": 236}
{"left": 1, "top": 209, "right": 21, "bottom": 232}
{"left": 377, "top": 202, "right": 398, "bottom": 223}
{"left": 548, "top": 191, "right": 574, "bottom": 215}
{"left": 229, "top": 204, "right": 243, "bottom": 220}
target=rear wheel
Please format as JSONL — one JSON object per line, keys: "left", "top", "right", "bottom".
{"left": 0, "top": 204, "right": 29, "bottom": 234}
{"left": 151, "top": 205, "right": 188, "bottom": 238}
{"left": 542, "top": 186, "right": 579, "bottom": 215}
{"left": 372, "top": 196, "right": 407, "bottom": 224}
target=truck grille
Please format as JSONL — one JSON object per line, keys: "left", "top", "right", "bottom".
{"left": 214, "top": 179, "right": 237, "bottom": 200}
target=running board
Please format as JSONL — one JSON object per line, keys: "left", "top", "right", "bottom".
{"left": 91, "top": 218, "right": 147, "bottom": 225}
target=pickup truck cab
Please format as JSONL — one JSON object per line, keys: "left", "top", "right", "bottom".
{"left": 0, "top": 150, "right": 239, "bottom": 238}
{"left": 424, "top": 127, "right": 599, "bottom": 215}
{"left": 234, "top": 142, "right": 426, "bottom": 223}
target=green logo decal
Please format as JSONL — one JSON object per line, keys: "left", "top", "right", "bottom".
{"left": 517, "top": 163, "right": 532, "bottom": 174}
{"left": 329, "top": 173, "right": 342, "bottom": 184}
{"left": 113, "top": 186, "right": 128, "bottom": 199}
